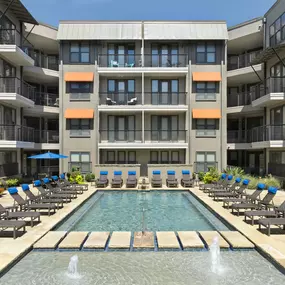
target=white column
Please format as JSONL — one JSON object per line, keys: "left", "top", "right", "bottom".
{"left": 142, "top": 110, "right": 145, "bottom": 143}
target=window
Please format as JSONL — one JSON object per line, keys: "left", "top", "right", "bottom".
{"left": 195, "top": 82, "right": 217, "bottom": 93}
{"left": 196, "top": 119, "right": 216, "bottom": 129}
{"left": 270, "top": 13, "right": 285, "bottom": 47}
{"left": 196, "top": 42, "right": 216, "bottom": 63}
{"left": 70, "top": 42, "right": 90, "bottom": 63}
{"left": 270, "top": 151, "right": 285, "bottom": 164}
{"left": 106, "top": 151, "right": 115, "bottom": 164}
{"left": 151, "top": 44, "right": 179, "bottom": 67}
{"left": 69, "top": 82, "right": 92, "bottom": 93}
{"left": 151, "top": 79, "right": 179, "bottom": 105}
{"left": 69, "top": 119, "right": 91, "bottom": 137}
{"left": 150, "top": 151, "right": 159, "bottom": 163}
{"left": 70, "top": 152, "right": 91, "bottom": 173}
{"left": 196, "top": 152, "right": 216, "bottom": 172}
{"left": 171, "top": 151, "right": 180, "bottom": 163}
{"left": 128, "top": 151, "right": 136, "bottom": 163}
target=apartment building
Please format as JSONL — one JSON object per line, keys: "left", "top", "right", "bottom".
{"left": 0, "top": 0, "right": 59, "bottom": 178}
{"left": 57, "top": 21, "right": 228, "bottom": 175}
{"left": 227, "top": 0, "right": 285, "bottom": 179}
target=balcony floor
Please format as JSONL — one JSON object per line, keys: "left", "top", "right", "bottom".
{"left": 251, "top": 92, "right": 285, "bottom": 108}
{"left": 0, "top": 92, "right": 34, "bottom": 108}
{"left": 0, "top": 45, "right": 34, "bottom": 66}
{"left": 23, "top": 66, "right": 59, "bottom": 84}
{"left": 98, "top": 141, "right": 188, "bottom": 149}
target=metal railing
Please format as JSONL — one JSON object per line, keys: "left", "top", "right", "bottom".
{"left": 227, "top": 130, "right": 248, "bottom": 143}
{"left": 0, "top": 162, "right": 18, "bottom": 177}
{"left": 98, "top": 54, "right": 142, "bottom": 67}
{"left": 33, "top": 53, "right": 59, "bottom": 71}
{"left": 144, "top": 54, "right": 188, "bottom": 67}
{"left": 34, "top": 130, "right": 59, "bottom": 143}
{"left": 0, "top": 28, "right": 18, "bottom": 44}
{"left": 100, "top": 130, "right": 142, "bottom": 142}
{"left": 251, "top": 125, "right": 285, "bottom": 142}
{"left": 268, "top": 162, "right": 285, "bottom": 177}
{"left": 34, "top": 92, "right": 58, "bottom": 107}
{"left": 99, "top": 92, "right": 141, "bottom": 105}
{"left": 194, "top": 162, "right": 218, "bottom": 173}
{"left": 251, "top": 77, "right": 285, "bottom": 101}
{"left": 68, "top": 162, "right": 92, "bottom": 173}
{"left": 227, "top": 92, "right": 252, "bottom": 107}
{"left": 70, "top": 93, "right": 90, "bottom": 101}
{"left": 227, "top": 51, "right": 261, "bottom": 70}
{"left": 0, "top": 125, "right": 34, "bottom": 142}
{"left": 145, "top": 92, "right": 186, "bottom": 105}
{"left": 70, "top": 130, "right": 91, "bottom": 137}
{"left": 0, "top": 77, "right": 35, "bottom": 101}
{"left": 196, "top": 129, "right": 216, "bottom": 137}
{"left": 145, "top": 130, "right": 187, "bottom": 142}
{"left": 196, "top": 93, "right": 216, "bottom": 101}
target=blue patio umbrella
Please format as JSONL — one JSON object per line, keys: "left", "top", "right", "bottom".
{"left": 28, "top": 151, "right": 68, "bottom": 175}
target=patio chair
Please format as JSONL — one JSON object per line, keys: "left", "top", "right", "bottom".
{"left": 166, "top": 170, "right": 178, "bottom": 187}
{"left": 34, "top": 180, "right": 72, "bottom": 203}
{"left": 59, "top": 173, "right": 88, "bottom": 191}
{"left": 110, "top": 60, "right": 119, "bottom": 67}
{"left": 126, "top": 171, "right": 137, "bottom": 188}
{"left": 0, "top": 219, "right": 26, "bottom": 239}
{"left": 208, "top": 175, "right": 235, "bottom": 195}
{"left": 211, "top": 177, "right": 244, "bottom": 199}
{"left": 258, "top": 217, "right": 285, "bottom": 236}
{"left": 127, "top": 97, "right": 137, "bottom": 105}
{"left": 52, "top": 176, "right": 84, "bottom": 194}
{"left": 42, "top": 178, "right": 77, "bottom": 198}
{"left": 0, "top": 204, "right": 40, "bottom": 228}
{"left": 181, "top": 170, "right": 193, "bottom": 187}
{"left": 244, "top": 196, "right": 285, "bottom": 225}
{"left": 151, "top": 170, "right": 162, "bottom": 188}
{"left": 199, "top": 173, "right": 227, "bottom": 191}
{"left": 106, "top": 97, "right": 117, "bottom": 105}
{"left": 231, "top": 184, "right": 277, "bottom": 216}
{"left": 96, "top": 171, "right": 109, "bottom": 188}
{"left": 8, "top": 187, "right": 57, "bottom": 216}
{"left": 111, "top": 171, "right": 123, "bottom": 188}
{"left": 21, "top": 184, "right": 63, "bottom": 209}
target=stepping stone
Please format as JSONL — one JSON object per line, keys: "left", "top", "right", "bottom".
{"left": 156, "top": 231, "right": 180, "bottom": 249}
{"left": 83, "top": 232, "right": 110, "bottom": 249}
{"left": 108, "top": 232, "right": 131, "bottom": 249}
{"left": 198, "top": 231, "right": 230, "bottom": 249}
{"left": 219, "top": 231, "right": 254, "bottom": 249}
{"left": 58, "top": 232, "right": 89, "bottom": 249}
{"left": 177, "top": 231, "right": 204, "bottom": 249}
{"left": 34, "top": 231, "right": 67, "bottom": 249}
{"left": 133, "top": 232, "right": 154, "bottom": 249}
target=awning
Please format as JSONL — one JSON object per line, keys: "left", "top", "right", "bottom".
{"left": 64, "top": 72, "right": 94, "bottom": 82}
{"left": 64, "top": 109, "right": 94, "bottom": 119}
{"left": 192, "top": 72, "right": 222, "bottom": 82}
{"left": 192, "top": 109, "right": 221, "bottom": 119}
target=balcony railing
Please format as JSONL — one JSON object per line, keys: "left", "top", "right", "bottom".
{"left": 100, "top": 130, "right": 142, "bottom": 142}
{"left": 68, "top": 162, "right": 92, "bottom": 173}
{"left": 227, "top": 51, "right": 261, "bottom": 71}
{"left": 70, "top": 93, "right": 90, "bottom": 101}
{"left": 34, "top": 130, "right": 59, "bottom": 143}
{"left": 196, "top": 93, "right": 216, "bottom": 101}
{"left": 0, "top": 125, "right": 34, "bottom": 142}
{"left": 144, "top": 92, "right": 186, "bottom": 105}
{"left": 145, "top": 130, "right": 187, "bottom": 142}
{"left": 227, "top": 92, "right": 252, "bottom": 107}
{"left": 227, "top": 130, "right": 248, "bottom": 143}
{"left": 99, "top": 92, "right": 141, "bottom": 105}
{"left": 0, "top": 77, "right": 35, "bottom": 101}
{"left": 194, "top": 162, "right": 218, "bottom": 173}
{"left": 251, "top": 77, "right": 285, "bottom": 101}
{"left": 144, "top": 54, "right": 188, "bottom": 67}
{"left": 34, "top": 92, "right": 58, "bottom": 107}
{"left": 196, "top": 129, "right": 216, "bottom": 137}
{"left": 98, "top": 54, "right": 142, "bottom": 68}
{"left": 0, "top": 162, "right": 19, "bottom": 177}
{"left": 0, "top": 29, "right": 18, "bottom": 44}
{"left": 70, "top": 130, "right": 91, "bottom": 137}
{"left": 268, "top": 162, "right": 285, "bottom": 177}
{"left": 251, "top": 125, "right": 285, "bottom": 142}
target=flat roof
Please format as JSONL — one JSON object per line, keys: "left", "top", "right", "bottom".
{"left": 0, "top": 0, "right": 38, "bottom": 25}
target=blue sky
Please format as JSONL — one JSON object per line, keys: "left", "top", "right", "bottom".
{"left": 22, "top": 0, "right": 276, "bottom": 28}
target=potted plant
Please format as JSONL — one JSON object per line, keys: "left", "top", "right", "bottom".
{"left": 0, "top": 180, "right": 7, "bottom": 195}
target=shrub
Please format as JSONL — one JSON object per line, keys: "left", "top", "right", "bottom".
{"left": 198, "top": 172, "right": 205, "bottom": 181}
{"left": 263, "top": 175, "right": 281, "bottom": 188}
{"left": 6, "top": 178, "right": 19, "bottom": 187}
{"left": 85, "top": 173, "right": 95, "bottom": 182}
{"left": 224, "top": 166, "right": 245, "bottom": 178}
{"left": 69, "top": 170, "right": 84, "bottom": 184}
{"left": 203, "top": 167, "right": 219, "bottom": 184}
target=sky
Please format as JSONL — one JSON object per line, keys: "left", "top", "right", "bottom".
{"left": 21, "top": 0, "right": 276, "bottom": 28}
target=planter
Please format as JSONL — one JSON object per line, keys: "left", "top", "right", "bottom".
{"left": 0, "top": 187, "right": 6, "bottom": 195}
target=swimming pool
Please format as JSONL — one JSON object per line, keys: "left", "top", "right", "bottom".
{"left": 56, "top": 191, "right": 230, "bottom": 232}
{"left": 1, "top": 251, "right": 285, "bottom": 285}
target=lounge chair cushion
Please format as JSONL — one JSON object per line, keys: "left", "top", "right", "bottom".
{"left": 34, "top": 180, "right": 41, "bottom": 187}
{"left": 235, "top": 177, "right": 241, "bottom": 183}
{"left": 221, "top": 173, "right": 227, "bottom": 179}
{"left": 268, "top": 186, "right": 278, "bottom": 194}
{"left": 243, "top": 179, "right": 250, "bottom": 185}
{"left": 21, "top": 184, "right": 30, "bottom": 191}
{"left": 153, "top": 170, "right": 161, "bottom": 175}
{"left": 128, "top": 171, "right": 136, "bottom": 175}
{"left": 60, "top": 173, "right": 65, "bottom": 179}
{"left": 227, "top": 175, "right": 233, "bottom": 181}
{"left": 100, "top": 171, "right": 108, "bottom": 175}
{"left": 257, "top": 183, "right": 266, "bottom": 190}
{"left": 182, "top": 170, "right": 190, "bottom": 175}
{"left": 8, "top": 187, "right": 18, "bottom": 194}
{"left": 167, "top": 170, "right": 175, "bottom": 175}
{"left": 52, "top": 176, "right": 59, "bottom": 181}
{"left": 43, "top": 178, "right": 50, "bottom": 184}
{"left": 114, "top": 171, "right": 122, "bottom": 175}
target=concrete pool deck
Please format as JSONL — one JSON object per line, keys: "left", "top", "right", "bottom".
{"left": 0, "top": 185, "right": 285, "bottom": 274}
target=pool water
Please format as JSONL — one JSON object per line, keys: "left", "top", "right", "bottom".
{"left": 1, "top": 251, "right": 285, "bottom": 285}
{"left": 56, "top": 191, "right": 229, "bottom": 232}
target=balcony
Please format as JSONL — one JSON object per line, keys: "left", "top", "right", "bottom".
{"left": 144, "top": 92, "right": 186, "bottom": 106}
{"left": 196, "top": 93, "right": 216, "bottom": 101}
{"left": 227, "top": 130, "right": 248, "bottom": 144}
{"left": 0, "top": 77, "right": 35, "bottom": 107}
{"left": 196, "top": 129, "right": 216, "bottom": 138}
{"left": 251, "top": 125, "right": 285, "bottom": 142}
{"left": 251, "top": 77, "right": 285, "bottom": 107}
{"left": 99, "top": 92, "right": 142, "bottom": 107}
{"left": 144, "top": 54, "right": 188, "bottom": 68}
{"left": 33, "top": 54, "right": 59, "bottom": 71}
{"left": 34, "top": 130, "right": 59, "bottom": 143}
{"left": 194, "top": 162, "right": 218, "bottom": 173}
{"left": 0, "top": 125, "right": 34, "bottom": 148}
{"left": 99, "top": 130, "right": 142, "bottom": 143}
{"left": 68, "top": 162, "right": 92, "bottom": 174}
{"left": 70, "top": 129, "right": 91, "bottom": 138}
{"left": 145, "top": 130, "right": 187, "bottom": 142}
{"left": 70, "top": 93, "right": 90, "bottom": 101}
{"left": 98, "top": 54, "right": 142, "bottom": 68}
{"left": 34, "top": 92, "right": 59, "bottom": 107}
{"left": 227, "top": 51, "right": 261, "bottom": 71}
{"left": 0, "top": 29, "right": 34, "bottom": 66}
{"left": 227, "top": 92, "right": 251, "bottom": 107}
